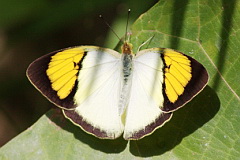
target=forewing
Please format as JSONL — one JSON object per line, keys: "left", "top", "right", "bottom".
{"left": 161, "top": 48, "right": 209, "bottom": 112}
{"left": 123, "top": 47, "right": 208, "bottom": 139}
{"left": 27, "top": 47, "right": 88, "bottom": 109}
{"left": 27, "top": 46, "right": 124, "bottom": 139}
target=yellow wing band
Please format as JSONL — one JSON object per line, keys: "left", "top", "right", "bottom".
{"left": 163, "top": 49, "right": 192, "bottom": 103}
{"left": 46, "top": 48, "right": 85, "bottom": 99}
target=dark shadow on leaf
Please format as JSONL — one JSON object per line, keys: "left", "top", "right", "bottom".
{"left": 46, "top": 108, "right": 128, "bottom": 153}
{"left": 170, "top": 0, "right": 189, "bottom": 49}
{"left": 212, "top": 0, "right": 236, "bottom": 90}
{"left": 130, "top": 86, "right": 220, "bottom": 157}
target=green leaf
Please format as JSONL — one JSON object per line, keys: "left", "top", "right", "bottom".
{"left": 1, "top": 0, "right": 240, "bottom": 159}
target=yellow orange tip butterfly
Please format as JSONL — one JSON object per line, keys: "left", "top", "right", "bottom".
{"left": 26, "top": 12, "right": 208, "bottom": 140}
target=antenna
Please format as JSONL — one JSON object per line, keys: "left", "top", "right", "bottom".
{"left": 125, "top": 9, "right": 131, "bottom": 42}
{"left": 99, "top": 15, "right": 123, "bottom": 43}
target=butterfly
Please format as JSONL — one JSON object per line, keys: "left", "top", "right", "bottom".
{"left": 27, "top": 13, "right": 208, "bottom": 140}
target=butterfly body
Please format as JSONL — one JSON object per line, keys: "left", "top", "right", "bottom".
{"left": 119, "top": 52, "right": 133, "bottom": 116}
{"left": 27, "top": 41, "right": 208, "bottom": 140}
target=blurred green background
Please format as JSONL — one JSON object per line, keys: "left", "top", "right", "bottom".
{"left": 0, "top": 0, "right": 158, "bottom": 147}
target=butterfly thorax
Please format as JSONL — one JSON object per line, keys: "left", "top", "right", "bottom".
{"left": 121, "top": 42, "right": 133, "bottom": 54}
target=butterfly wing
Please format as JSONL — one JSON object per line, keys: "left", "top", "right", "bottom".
{"left": 160, "top": 48, "right": 209, "bottom": 112}
{"left": 63, "top": 47, "right": 125, "bottom": 139}
{"left": 27, "top": 46, "right": 124, "bottom": 139}
{"left": 123, "top": 49, "right": 172, "bottom": 140}
{"left": 27, "top": 47, "right": 84, "bottom": 109}
{"left": 123, "top": 48, "right": 208, "bottom": 140}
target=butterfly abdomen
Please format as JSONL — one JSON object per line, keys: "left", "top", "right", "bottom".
{"left": 118, "top": 54, "right": 133, "bottom": 115}
{"left": 122, "top": 54, "right": 133, "bottom": 81}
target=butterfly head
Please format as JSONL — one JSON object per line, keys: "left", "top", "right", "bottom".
{"left": 121, "top": 42, "right": 133, "bottom": 54}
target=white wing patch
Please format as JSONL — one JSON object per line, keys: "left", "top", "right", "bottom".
{"left": 134, "top": 50, "right": 165, "bottom": 107}
{"left": 124, "top": 50, "right": 165, "bottom": 139}
{"left": 74, "top": 49, "right": 124, "bottom": 138}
